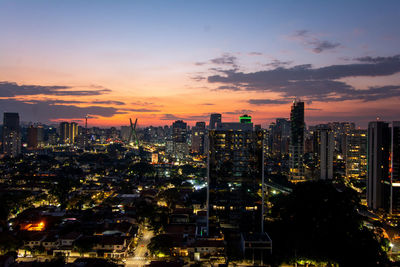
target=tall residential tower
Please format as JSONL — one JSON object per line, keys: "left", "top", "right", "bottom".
{"left": 2, "top": 112, "right": 21, "bottom": 157}
{"left": 367, "top": 121, "right": 391, "bottom": 211}
{"left": 289, "top": 100, "right": 305, "bottom": 180}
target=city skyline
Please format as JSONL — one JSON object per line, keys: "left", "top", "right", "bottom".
{"left": 1, "top": 1, "right": 400, "bottom": 127}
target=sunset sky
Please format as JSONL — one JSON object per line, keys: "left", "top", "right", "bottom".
{"left": 0, "top": 0, "right": 399, "bottom": 128}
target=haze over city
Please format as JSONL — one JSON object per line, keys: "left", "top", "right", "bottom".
{"left": 1, "top": 0, "right": 400, "bottom": 127}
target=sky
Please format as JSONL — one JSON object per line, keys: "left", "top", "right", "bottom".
{"left": 0, "top": 0, "right": 399, "bottom": 128}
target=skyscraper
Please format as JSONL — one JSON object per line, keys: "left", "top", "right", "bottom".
{"left": 289, "top": 100, "right": 305, "bottom": 180}
{"left": 328, "top": 122, "right": 355, "bottom": 155}
{"left": 345, "top": 129, "right": 367, "bottom": 179}
{"left": 318, "top": 127, "right": 334, "bottom": 180}
{"left": 391, "top": 121, "right": 400, "bottom": 214}
{"left": 27, "top": 125, "right": 39, "bottom": 149}
{"left": 239, "top": 114, "right": 252, "bottom": 124}
{"left": 209, "top": 113, "right": 222, "bottom": 130}
{"left": 270, "top": 118, "right": 290, "bottom": 156}
{"left": 208, "top": 119, "right": 264, "bottom": 234}
{"left": 2, "top": 112, "right": 21, "bottom": 157}
{"left": 191, "top": 121, "right": 206, "bottom": 154}
{"left": 59, "top": 122, "right": 78, "bottom": 144}
{"left": 367, "top": 121, "right": 391, "bottom": 211}
{"left": 172, "top": 120, "right": 188, "bottom": 160}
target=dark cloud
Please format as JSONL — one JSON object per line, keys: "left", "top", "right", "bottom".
{"left": 293, "top": 30, "right": 309, "bottom": 37}
{"left": 248, "top": 52, "right": 263, "bottom": 56}
{"left": 131, "top": 101, "right": 154, "bottom": 106}
{"left": 291, "top": 30, "right": 341, "bottom": 54}
{"left": 160, "top": 114, "right": 181, "bottom": 120}
{"left": 210, "top": 54, "right": 237, "bottom": 66}
{"left": 200, "top": 103, "right": 215, "bottom": 105}
{"left": 159, "top": 113, "right": 209, "bottom": 121}
{"left": 0, "top": 99, "right": 118, "bottom": 123}
{"left": 311, "top": 40, "right": 340, "bottom": 53}
{"left": 194, "top": 53, "right": 238, "bottom": 69}
{"left": 191, "top": 75, "right": 206, "bottom": 82}
{"left": 0, "top": 81, "right": 111, "bottom": 97}
{"left": 22, "top": 99, "right": 125, "bottom": 106}
{"left": 249, "top": 99, "right": 291, "bottom": 105}
{"left": 92, "top": 100, "right": 125, "bottom": 106}
{"left": 224, "top": 109, "right": 253, "bottom": 115}
{"left": 207, "top": 55, "right": 400, "bottom": 103}
{"left": 124, "top": 108, "right": 161, "bottom": 113}
{"left": 216, "top": 85, "right": 241, "bottom": 91}
{"left": 355, "top": 55, "right": 400, "bottom": 63}
{"left": 28, "top": 99, "right": 87, "bottom": 105}
{"left": 263, "top": 59, "right": 293, "bottom": 68}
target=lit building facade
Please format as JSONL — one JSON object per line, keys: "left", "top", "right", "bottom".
{"left": 172, "top": 120, "right": 188, "bottom": 160}
{"left": 59, "top": 122, "right": 78, "bottom": 144}
{"left": 345, "top": 129, "right": 367, "bottom": 179}
{"left": 391, "top": 121, "right": 400, "bottom": 214}
{"left": 2, "top": 112, "right": 21, "bottom": 157}
{"left": 270, "top": 118, "right": 290, "bottom": 157}
{"left": 208, "top": 119, "right": 264, "bottom": 233}
{"left": 191, "top": 121, "right": 206, "bottom": 154}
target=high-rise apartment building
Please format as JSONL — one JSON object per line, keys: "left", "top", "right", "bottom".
{"left": 367, "top": 121, "right": 391, "bottom": 211}
{"left": 172, "top": 120, "right": 188, "bottom": 160}
{"left": 2, "top": 112, "right": 21, "bottom": 157}
{"left": 345, "top": 129, "right": 367, "bottom": 179}
{"left": 270, "top": 118, "right": 290, "bottom": 156}
{"left": 289, "top": 100, "right": 305, "bottom": 180}
{"left": 27, "top": 125, "right": 38, "bottom": 149}
{"left": 59, "top": 122, "right": 78, "bottom": 144}
{"left": 209, "top": 113, "right": 222, "bottom": 130}
{"left": 208, "top": 118, "right": 264, "bottom": 234}
{"left": 391, "top": 122, "right": 400, "bottom": 214}
{"left": 191, "top": 121, "right": 206, "bottom": 154}
{"left": 318, "top": 128, "right": 334, "bottom": 180}
{"left": 328, "top": 122, "right": 355, "bottom": 155}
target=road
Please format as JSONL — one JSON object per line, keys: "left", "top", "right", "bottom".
{"left": 125, "top": 227, "right": 153, "bottom": 267}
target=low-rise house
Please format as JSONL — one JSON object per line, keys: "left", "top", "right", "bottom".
{"left": 59, "top": 232, "right": 82, "bottom": 247}
{"left": 93, "top": 236, "right": 131, "bottom": 258}
{"left": 188, "top": 239, "right": 225, "bottom": 257}
{"left": 23, "top": 232, "right": 47, "bottom": 248}
{"left": 42, "top": 234, "right": 58, "bottom": 251}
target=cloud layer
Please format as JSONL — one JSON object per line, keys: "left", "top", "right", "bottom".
{"left": 0, "top": 99, "right": 119, "bottom": 122}
{"left": 0, "top": 81, "right": 111, "bottom": 97}
{"left": 206, "top": 55, "right": 400, "bottom": 104}
{"left": 291, "top": 30, "right": 341, "bottom": 53}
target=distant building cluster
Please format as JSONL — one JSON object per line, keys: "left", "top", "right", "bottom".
{"left": 0, "top": 103, "right": 399, "bottom": 264}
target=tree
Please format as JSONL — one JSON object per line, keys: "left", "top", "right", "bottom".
{"left": 0, "top": 232, "right": 21, "bottom": 253}
{"left": 148, "top": 206, "right": 170, "bottom": 234}
{"left": 134, "top": 199, "right": 156, "bottom": 223}
{"left": 158, "top": 188, "right": 180, "bottom": 210}
{"left": 148, "top": 234, "right": 173, "bottom": 256}
{"left": 128, "top": 161, "right": 156, "bottom": 179}
{"left": 74, "top": 237, "right": 95, "bottom": 256}
{"left": 50, "top": 174, "right": 80, "bottom": 209}
{"left": 266, "top": 181, "right": 389, "bottom": 266}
